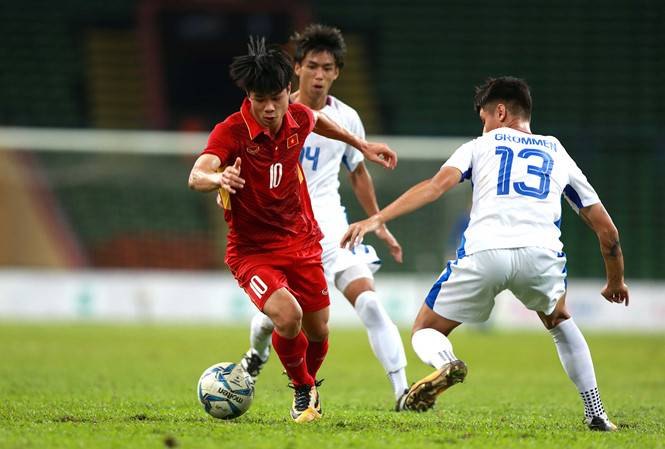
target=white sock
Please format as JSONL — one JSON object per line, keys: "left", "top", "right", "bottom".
{"left": 411, "top": 328, "right": 458, "bottom": 370}
{"left": 354, "top": 290, "right": 408, "bottom": 399}
{"left": 387, "top": 368, "right": 409, "bottom": 398}
{"left": 249, "top": 312, "right": 274, "bottom": 361}
{"left": 549, "top": 318, "right": 607, "bottom": 418}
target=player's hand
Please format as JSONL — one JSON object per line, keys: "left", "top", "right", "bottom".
{"left": 601, "top": 282, "right": 629, "bottom": 306}
{"left": 341, "top": 214, "right": 384, "bottom": 249}
{"left": 218, "top": 157, "right": 244, "bottom": 194}
{"left": 362, "top": 142, "right": 397, "bottom": 169}
{"left": 374, "top": 225, "right": 403, "bottom": 263}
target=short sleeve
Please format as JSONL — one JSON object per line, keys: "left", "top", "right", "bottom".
{"left": 562, "top": 148, "right": 600, "bottom": 213}
{"left": 342, "top": 110, "right": 365, "bottom": 172}
{"left": 442, "top": 140, "right": 475, "bottom": 182}
{"left": 201, "top": 123, "right": 237, "bottom": 164}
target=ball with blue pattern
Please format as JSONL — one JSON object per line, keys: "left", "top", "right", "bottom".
{"left": 197, "top": 362, "right": 254, "bottom": 419}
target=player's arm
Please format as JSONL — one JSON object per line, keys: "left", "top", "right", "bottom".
{"left": 349, "top": 162, "right": 403, "bottom": 262}
{"left": 188, "top": 154, "right": 244, "bottom": 193}
{"left": 341, "top": 165, "right": 461, "bottom": 248}
{"left": 579, "top": 203, "right": 629, "bottom": 306}
{"left": 312, "top": 111, "right": 397, "bottom": 169}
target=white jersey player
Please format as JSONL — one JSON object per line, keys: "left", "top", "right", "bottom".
{"left": 239, "top": 24, "right": 411, "bottom": 409}
{"left": 301, "top": 95, "right": 382, "bottom": 278}
{"left": 342, "top": 77, "right": 628, "bottom": 430}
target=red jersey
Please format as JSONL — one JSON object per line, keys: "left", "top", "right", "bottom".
{"left": 201, "top": 98, "right": 324, "bottom": 257}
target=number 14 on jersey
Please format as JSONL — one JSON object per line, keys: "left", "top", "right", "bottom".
{"left": 300, "top": 146, "right": 320, "bottom": 171}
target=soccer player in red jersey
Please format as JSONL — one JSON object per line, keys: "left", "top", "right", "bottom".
{"left": 188, "top": 37, "right": 397, "bottom": 423}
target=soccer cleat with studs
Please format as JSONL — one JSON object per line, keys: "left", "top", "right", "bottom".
{"left": 240, "top": 349, "right": 268, "bottom": 383}
{"left": 289, "top": 383, "right": 321, "bottom": 423}
{"left": 402, "top": 359, "right": 467, "bottom": 412}
{"left": 585, "top": 415, "right": 618, "bottom": 432}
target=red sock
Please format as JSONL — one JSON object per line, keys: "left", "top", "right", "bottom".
{"left": 306, "top": 337, "right": 328, "bottom": 380}
{"left": 271, "top": 331, "right": 313, "bottom": 386}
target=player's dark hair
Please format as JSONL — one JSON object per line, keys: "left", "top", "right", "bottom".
{"left": 474, "top": 76, "right": 532, "bottom": 119}
{"left": 292, "top": 24, "right": 346, "bottom": 69}
{"left": 229, "top": 36, "right": 294, "bottom": 95}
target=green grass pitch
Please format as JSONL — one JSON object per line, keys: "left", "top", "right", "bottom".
{"left": 1, "top": 324, "right": 663, "bottom": 449}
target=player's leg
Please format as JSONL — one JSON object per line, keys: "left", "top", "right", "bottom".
{"left": 336, "top": 265, "right": 409, "bottom": 404}
{"left": 262, "top": 287, "right": 322, "bottom": 423}
{"left": 299, "top": 307, "right": 329, "bottom": 419}
{"left": 411, "top": 303, "right": 462, "bottom": 365}
{"left": 538, "top": 296, "right": 617, "bottom": 431}
{"left": 227, "top": 256, "right": 319, "bottom": 423}
{"left": 513, "top": 247, "right": 616, "bottom": 431}
{"left": 403, "top": 251, "right": 506, "bottom": 411}
{"left": 282, "top": 250, "right": 331, "bottom": 423}
{"left": 400, "top": 304, "right": 467, "bottom": 411}
{"left": 241, "top": 312, "right": 274, "bottom": 381}
{"left": 228, "top": 259, "right": 294, "bottom": 382}
{"left": 301, "top": 307, "right": 330, "bottom": 381}
{"left": 233, "top": 257, "right": 276, "bottom": 382}
{"left": 261, "top": 288, "right": 313, "bottom": 386}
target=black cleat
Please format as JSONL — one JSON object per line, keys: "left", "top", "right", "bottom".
{"left": 586, "top": 415, "right": 618, "bottom": 431}
{"left": 240, "top": 349, "right": 268, "bottom": 382}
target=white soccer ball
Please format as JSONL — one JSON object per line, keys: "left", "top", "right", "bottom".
{"left": 197, "top": 362, "right": 255, "bottom": 419}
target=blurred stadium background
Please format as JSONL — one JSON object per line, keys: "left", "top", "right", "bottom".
{"left": 1, "top": 0, "right": 663, "bottom": 330}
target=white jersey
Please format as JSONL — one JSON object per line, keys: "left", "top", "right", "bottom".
{"left": 443, "top": 127, "right": 600, "bottom": 256}
{"left": 298, "top": 95, "right": 379, "bottom": 279}
{"left": 300, "top": 96, "right": 365, "bottom": 243}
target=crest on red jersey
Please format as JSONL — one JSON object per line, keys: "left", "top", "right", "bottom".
{"left": 246, "top": 145, "right": 260, "bottom": 155}
{"left": 287, "top": 134, "right": 299, "bottom": 148}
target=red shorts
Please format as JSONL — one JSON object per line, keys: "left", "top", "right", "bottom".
{"left": 226, "top": 243, "right": 329, "bottom": 313}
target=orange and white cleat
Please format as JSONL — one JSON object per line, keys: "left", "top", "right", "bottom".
{"left": 402, "top": 360, "right": 467, "bottom": 412}
{"left": 289, "top": 383, "right": 322, "bottom": 423}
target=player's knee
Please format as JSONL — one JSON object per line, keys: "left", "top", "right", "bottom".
{"left": 252, "top": 313, "right": 275, "bottom": 332}
{"left": 343, "top": 278, "right": 374, "bottom": 304}
{"left": 356, "top": 292, "right": 388, "bottom": 328}
{"left": 270, "top": 305, "right": 303, "bottom": 337}
{"left": 542, "top": 308, "right": 571, "bottom": 329}
{"left": 549, "top": 312, "right": 572, "bottom": 329}
{"left": 307, "top": 321, "right": 329, "bottom": 342}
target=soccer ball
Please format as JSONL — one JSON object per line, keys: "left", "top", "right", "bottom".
{"left": 197, "top": 362, "right": 255, "bottom": 419}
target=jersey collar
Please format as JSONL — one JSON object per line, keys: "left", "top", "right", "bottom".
{"left": 240, "top": 97, "right": 300, "bottom": 141}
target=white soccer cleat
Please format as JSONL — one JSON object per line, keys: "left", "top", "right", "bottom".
{"left": 585, "top": 415, "right": 618, "bottom": 432}
{"left": 289, "top": 383, "right": 321, "bottom": 423}
{"left": 402, "top": 360, "right": 467, "bottom": 412}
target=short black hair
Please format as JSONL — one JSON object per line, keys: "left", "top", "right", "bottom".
{"left": 474, "top": 76, "right": 532, "bottom": 119}
{"left": 292, "top": 24, "right": 346, "bottom": 69}
{"left": 229, "top": 36, "right": 294, "bottom": 95}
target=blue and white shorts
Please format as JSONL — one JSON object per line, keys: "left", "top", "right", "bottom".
{"left": 425, "top": 247, "right": 567, "bottom": 323}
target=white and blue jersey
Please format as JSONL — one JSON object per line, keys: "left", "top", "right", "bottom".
{"left": 299, "top": 95, "right": 380, "bottom": 281}
{"left": 443, "top": 127, "right": 600, "bottom": 256}
{"left": 426, "top": 127, "right": 600, "bottom": 322}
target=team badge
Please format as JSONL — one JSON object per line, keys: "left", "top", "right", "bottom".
{"left": 287, "top": 134, "right": 299, "bottom": 148}
{"left": 246, "top": 145, "right": 260, "bottom": 155}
